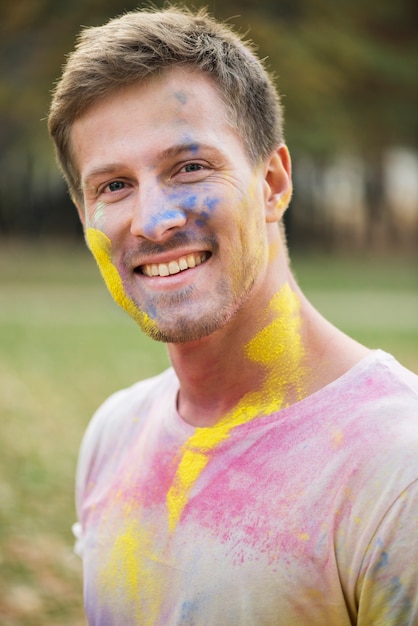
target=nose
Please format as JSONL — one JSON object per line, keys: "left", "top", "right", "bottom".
{"left": 130, "top": 183, "right": 188, "bottom": 242}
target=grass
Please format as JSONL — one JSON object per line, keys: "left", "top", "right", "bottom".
{"left": 0, "top": 240, "right": 417, "bottom": 625}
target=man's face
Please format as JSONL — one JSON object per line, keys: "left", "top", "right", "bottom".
{"left": 71, "top": 68, "right": 282, "bottom": 343}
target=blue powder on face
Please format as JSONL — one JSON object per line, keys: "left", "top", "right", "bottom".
{"left": 174, "top": 91, "right": 187, "bottom": 105}
{"left": 183, "top": 195, "right": 197, "bottom": 210}
{"left": 144, "top": 209, "right": 187, "bottom": 236}
{"left": 204, "top": 197, "right": 220, "bottom": 212}
{"left": 196, "top": 211, "right": 210, "bottom": 227}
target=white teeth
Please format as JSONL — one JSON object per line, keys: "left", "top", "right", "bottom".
{"left": 141, "top": 252, "right": 208, "bottom": 277}
{"left": 168, "top": 261, "right": 180, "bottom": 274}
{"left": 186, "top": 254, "right": 196, "bottom": 268}
{"left": 158, "top": 263, "right": 169, "bottom": 277}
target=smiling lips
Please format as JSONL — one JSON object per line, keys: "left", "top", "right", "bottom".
{"left": 140, "top": 252, "right": 210, "bottom": 277}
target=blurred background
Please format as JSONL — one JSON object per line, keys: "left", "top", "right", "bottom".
{"left": 1, "top": 0, "right": 417, "bottom": 249}
{"left": 0, "top": 0, "right": 417, "bottom": 624}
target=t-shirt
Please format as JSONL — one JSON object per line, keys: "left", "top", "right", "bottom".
{"left": 74, "top": 350, "right": 418, "bottom": 625}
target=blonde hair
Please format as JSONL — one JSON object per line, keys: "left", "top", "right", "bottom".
{"left": 48, "top": 6, "right": 284, "bottom": 206}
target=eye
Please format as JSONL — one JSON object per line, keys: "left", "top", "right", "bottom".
{"left": 107, "top": 180, "right": 126, "bottom": 192}
{"left": 182, "top": 163, "right": 203, "bottom": 173}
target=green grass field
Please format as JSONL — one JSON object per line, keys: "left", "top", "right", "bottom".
{"left": 0, "top": 241, "right": 417, "bottom": 625}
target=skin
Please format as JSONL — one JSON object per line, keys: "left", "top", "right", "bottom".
{"left": 71, "top": 66, "right": 369, "bottom": 427}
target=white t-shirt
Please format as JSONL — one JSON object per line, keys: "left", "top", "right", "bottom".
{"left": 74, "top": 350, "right": 418, "bottom": 625}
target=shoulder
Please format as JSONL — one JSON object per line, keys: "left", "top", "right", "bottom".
{"left": 340, "top": 350, "right": 418, "bottom": 462}
{"left": 284, "top": 350, "right": 418, "bottom": 506}
{"left": 371, "top": 349, "right": 418, "bottom": 393}
{"left": 331, "top": 351, "right": 418, "bottom": 516}
{"left": 76, "top": 367, "right": 178, "bottom": 494}
{"left": 82, "top": 366, "right": 178, "bottom": 442}
{"left": 358, "top": 350, "right": 418, "bottom": 435}
{"left": 326, "top": 349, "right": 418, "bottom": 427}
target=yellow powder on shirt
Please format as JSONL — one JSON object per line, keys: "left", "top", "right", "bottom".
{"left": 167, "top": 283, "right": 306, "bottom": 531}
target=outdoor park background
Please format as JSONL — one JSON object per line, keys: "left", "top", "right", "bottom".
{"left": 0, "top": 0, "right": 417, "bottom": 624}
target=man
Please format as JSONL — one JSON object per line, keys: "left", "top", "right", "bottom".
{"left": 48, "top": 6, "right": 418, "bottom": 625}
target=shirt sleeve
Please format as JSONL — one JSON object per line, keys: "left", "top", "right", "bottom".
{"left": 72, "top": 521, "right": 84, "bottom": 557}
{"left": 71, "top": 387, "right": 129, "bottom": 558}
{"left": 357, "top": 478, "right": 418, "bottom": 626}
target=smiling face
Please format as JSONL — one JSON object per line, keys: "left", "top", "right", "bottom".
{"left": 71, "top": 68, "right": 290, "bottom": 343}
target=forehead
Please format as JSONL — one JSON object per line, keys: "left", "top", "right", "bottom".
{"left": 71, "top": 67, "right": 245, "bottom": 172}
{"left": 74, "top": 67, "right": 230, "bottom": 135}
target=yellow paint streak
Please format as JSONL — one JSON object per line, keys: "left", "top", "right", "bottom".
{"left": 101, "top": 519, "right": 162, "bottom": 625}
{"left": 86, "top": 227, "right": 157, "bottom": 334}
{"left": 278, "top": 188, "right": 292, "bottom": 209}
{"left": 167, "top": 283, "right": 306, "bottom": 531}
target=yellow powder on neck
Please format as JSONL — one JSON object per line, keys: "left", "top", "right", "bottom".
{"left": 167, "top": 283, "right": 306, "bottom": 531}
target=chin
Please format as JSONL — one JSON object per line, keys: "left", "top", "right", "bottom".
{"left": 137, "top": 309, "right": 235, "bottom": 344}
{"left": 131, "top": 277, "right": 257, "bottom": 344}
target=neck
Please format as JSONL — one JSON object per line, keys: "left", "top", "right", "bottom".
{"left": 168, "top": 274, "right": 309, "bottom": 427}
{"left": 168, "top": 270, "right": 370, "bottom": 428}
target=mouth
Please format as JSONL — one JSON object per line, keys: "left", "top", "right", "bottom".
{"left": 138, "top": 251, "right": 211, "bottom": 277}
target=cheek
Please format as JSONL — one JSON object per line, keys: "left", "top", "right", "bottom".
{"left": 85, "top": 227, "right": 158, "bottom": 334}
{"left": 164, "top": 187, "right": 221, "bottom": 229}
{"left": 85, "top": 227, "right": 132, "bottom": 309}
{"left": 196, "top": 196, "right": 220, "bottom": 227}
{"left": 85, "top": 202, "right": 107, "bottom": 230}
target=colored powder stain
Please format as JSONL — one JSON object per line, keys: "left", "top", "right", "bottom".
{"left": 86, "top": 228, "right": 158, "bottom": 335}
{"left": 166, "top": 283, "right": 306, "bottom": 531}
{"left": 204, "top": 196, "right": 220, "bottom": 211}
{"left": 101, "top": 519, "right": 163, "bottom": 625}
{"left": 279, "top": 188, "right": 292, "bottom": 208}
{"left": 174, "top": 91, "right": 187, "bottom": 105}
{"left": 183, "top": 195, "right": 197, "bottom": 210}
{"left": 332, "top": 430, "right": 344, "bottom": 447}
{"left": 365, "top": 551, "right": 413, "bottom": 624}
{"left": 166, "top": 450, "right": 209, "bottom": 533}
{"left": 374, "top": 550, "right": 389, "bottom": 572}
{"left": 245, "top": 285, "right": 306, "bottom": 399}
{"left": 145, "top": 209, "right": 186, "bottom": 234}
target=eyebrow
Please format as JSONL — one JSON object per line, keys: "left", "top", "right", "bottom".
{"left": 159, "top": 142, "right": 202, "bottom": 159}
{"left": 82, "top": 163, "right": 125, "bottom": 189}
{"left": 82, "top": 142, "right": 221, "bottom": 188}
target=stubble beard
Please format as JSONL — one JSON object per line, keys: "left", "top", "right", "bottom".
{"left": 122, "top": 230, "right": 264, "bottom": 344}
{"left": 134, "top": 274, "right": 258, "bottom": 344}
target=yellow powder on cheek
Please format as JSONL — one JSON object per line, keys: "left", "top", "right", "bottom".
{"left": 86, "top": 227, "right": 157, "bottom": 335}
{"left": 167, "top": 284, "right": 306, "bottom": 531}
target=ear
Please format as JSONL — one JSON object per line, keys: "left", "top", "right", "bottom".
{"left": 263, "top": 145, "right": 292, "bottom": 223}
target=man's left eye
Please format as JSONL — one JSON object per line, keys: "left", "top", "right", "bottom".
{"left": 107, "top": 181, "right": 125, "bottom": 192}
{"left": 183, "top": 163, "right": 203, "bottom": 173}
